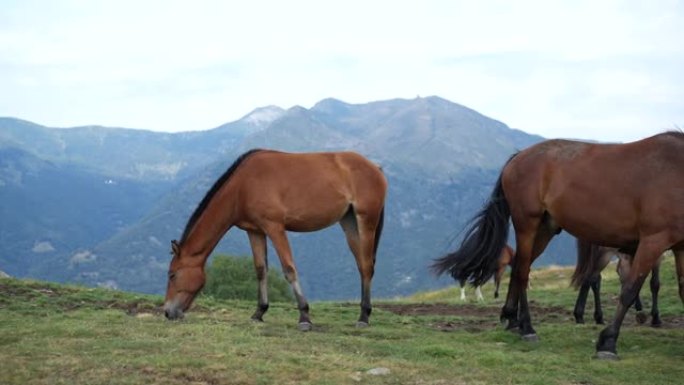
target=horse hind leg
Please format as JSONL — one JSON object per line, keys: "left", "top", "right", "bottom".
{"left": 494, "top": 266, "right": 505, "bottom": 299}
{"left": 573, "top": 281, "right": 591, "bottom": 324}
{"left": 591, "top": 274, "right": 604, "bottom": 324}
{"left": 590, "top": 250, "right": 615, "bottom": 325}
{"left": 505, "top": 214, "right": 559, "bottom": 341}
{"left": 340, "top": 209, "right": 368, "bottom": 326}
{"left": 649, "top": 262, "right": 662, "bottom": 327}
{"left": 342, "top": 205, "right": 382, "bottom": 327}
{"left": 459, "top": 278, "right": 467, "bottom": 301}
{"left": 673, "top": 247, "right": 684, "bottom": 305}
{"left": 266, "top": 226, "right": 312, "bottom": 331}
{"left": 247, "top": 231, "right": 269, "bottom": 322}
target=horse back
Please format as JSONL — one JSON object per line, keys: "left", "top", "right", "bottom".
{"left": 504, "top": 133, "right": 684, "bottom": 246}
{"left": 232, "top": 150, "right": 386, "bottom": 231}
{"left": 242, "top": 150, "right": 385, "bottom": 195}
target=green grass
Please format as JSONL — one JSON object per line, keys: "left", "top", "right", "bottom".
{"left": 2, "top": 258, "right": 684, "bottom": 385}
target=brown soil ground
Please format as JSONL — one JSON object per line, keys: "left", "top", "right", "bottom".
{"left": 375, "top": 302, "right": 684, "bottom": 332}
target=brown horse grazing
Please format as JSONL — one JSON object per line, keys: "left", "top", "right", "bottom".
{"left": 571, "top": 239, "right": 662, "bottom": 326}
{"left": 432, "top": 132, "right": 684, "bottom": 359}
{"left": 458, "top": 244, "right": 515, "bottom": 301}
{"left": 164, "top": 149, "right": 387, "bottom": 330}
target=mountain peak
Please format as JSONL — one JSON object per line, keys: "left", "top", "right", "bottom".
{"left": 240, "top": 106, "right": 285, "bottom": 126}
{"left": 311, "top": 98, "right": 350, "bottom": 113}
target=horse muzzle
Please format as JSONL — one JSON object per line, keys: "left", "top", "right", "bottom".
{"left": 163, "top": 300, "right": 185, "bottom": 320}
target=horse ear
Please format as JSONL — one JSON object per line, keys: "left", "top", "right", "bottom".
{"left": 171, "top": 240, "right": 180, "bottom": 257}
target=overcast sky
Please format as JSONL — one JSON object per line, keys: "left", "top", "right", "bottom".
{"left": 1, "top": 0, "right": 682, "bottom": 142}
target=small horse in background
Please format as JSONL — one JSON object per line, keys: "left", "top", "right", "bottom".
{"left": 432, "top": 132, "right": 684, "bottom": 359}
{"left": 458, "top": 244, "right": 515, "bottom": 301}
{"left": 164, "top": 149, "right": 387, "bottom": 331}
{"left": 572, "top": 238, "right": 662, "bottom": 326}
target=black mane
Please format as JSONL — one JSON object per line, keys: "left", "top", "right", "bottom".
{"left": 663, "top": 129, "right": 684, "bottom": 139}
{"left": 180, "top": 149, "right": 263, "bottom": 244}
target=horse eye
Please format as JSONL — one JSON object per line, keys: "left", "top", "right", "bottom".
{"left": 168, "top": 272, "right": 177, "bottom": 281}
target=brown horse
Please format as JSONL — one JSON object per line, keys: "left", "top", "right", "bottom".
{"left": 458, "top": 244, "right": 514, "bottom": 301}
{"left": 571, "top": 239, "right": 662, "bottom": 326}
{"left": 433, "top": 132, "right": 684, "bottom": 359}
{"left": 164, "top": 149, "right": 387, "bottom": 330}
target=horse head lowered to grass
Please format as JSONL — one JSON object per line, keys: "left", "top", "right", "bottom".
{"left": 433, "top": 132, "right": 684, "bottom": 359}
{"left": 164, "top": 149, "right": 387, "bottom": 330}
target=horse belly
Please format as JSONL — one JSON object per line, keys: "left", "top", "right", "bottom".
{"left": 284, "top": 216, "right": 343, "bottom": 232}
{"left": 548, "top": 192, "right": 639, "bottom": 247}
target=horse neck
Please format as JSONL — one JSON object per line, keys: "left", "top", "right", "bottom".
{"left": 181, "top": 191, "right": 239, "bottom": 263}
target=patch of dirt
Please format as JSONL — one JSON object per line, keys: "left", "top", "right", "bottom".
{"left": 376, "top": 302, "right": 570, "bottom": 333}
{"left": 374, "top": 302, "right": 684, "bottom": 332}
{"left": 376, "top": 302, "right": 566, "bottom": 318}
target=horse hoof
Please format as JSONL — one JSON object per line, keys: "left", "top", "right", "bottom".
{"left": 595, "top": 351, "right": 619, "bottom": 360}
{"left": 356, "top": 321, "right": 370, "bottom": 328}
{"left": 298, "top": 322, "right": 313, "bottom": 332}
{"left": 521, "top": 333, "right": 539, "bottom": 342}
{"left": 250, "top": 316, "right": 264, "bottom": 323}
{"left": 635, "top": 312, "right": 647, "bottom": 325}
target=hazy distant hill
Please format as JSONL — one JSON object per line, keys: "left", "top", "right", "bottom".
{"left": 0, "top": 97, "right": 578, "bottom": 299}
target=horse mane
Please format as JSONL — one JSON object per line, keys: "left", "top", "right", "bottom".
{"left": 662, "top": 129, "right": 684, "bottom": 139}
{"left": 180, "top": 149, "right": 263, "bottom": 244}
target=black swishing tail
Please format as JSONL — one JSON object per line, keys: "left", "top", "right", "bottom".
{"left": 431, "top": 165, "right": 512, "bottom": 287}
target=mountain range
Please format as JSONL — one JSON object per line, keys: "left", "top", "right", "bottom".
{"left": 0, "top": 96, "right": 578, "bottom": 299}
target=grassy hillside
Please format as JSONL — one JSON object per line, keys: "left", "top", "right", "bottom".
{"left": 2, "top": 258, "right": 683, "bottom": 385}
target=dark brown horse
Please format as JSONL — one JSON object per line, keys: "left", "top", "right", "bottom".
{"left": 164, "top": 149, "right": 387, "bottom": 330}
{"left": 433, "top": 132, "right": 684, "bottom": 359}
{"left": 571, "top": 239, "right": 662, "bottom": 326}
{"left": 458, "top": 244, "right": 515, "bottom": 301}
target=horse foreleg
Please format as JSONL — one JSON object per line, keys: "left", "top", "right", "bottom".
{"left": 618, "top": 255, "right": 647, "bottom": 325}
{"left": 267, "top": 227, "right": 312, "bottom": 331}
{"left": 633, "top": 294, "right": 647, "bottom": 324}
{"left": 596, "top": 238, "right": 665, "bottom": 359}
{"left": 247, "top": 231, "right": 269, "bottom": 322}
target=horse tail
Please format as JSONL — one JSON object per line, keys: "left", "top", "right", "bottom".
{"left": 431, "top": 163, "right": 512, "bottom": 287}
{"left": 571, "top": 238, "right": 600, "bottom": 288}
{"left": 373, "top": 206, "right": 385, "bottom": 260}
